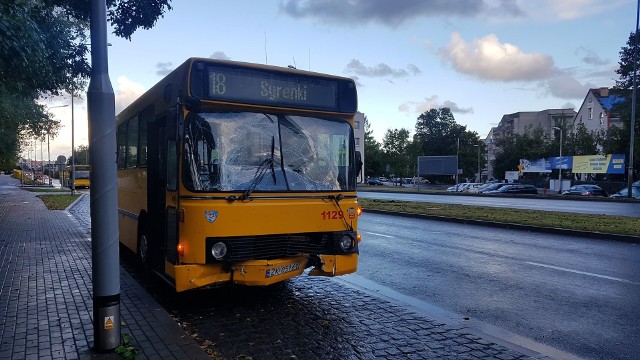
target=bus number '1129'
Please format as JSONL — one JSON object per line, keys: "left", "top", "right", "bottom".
{"left": 321, "top": 211, "right": 344, "bottom": 220}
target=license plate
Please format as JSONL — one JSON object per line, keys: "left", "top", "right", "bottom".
{"left": 266, "top": 262, "right": 300, "bottom": 278}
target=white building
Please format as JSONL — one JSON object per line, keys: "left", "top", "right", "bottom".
{"left": 353, "top": 112, "right": 365, "bottom": 183}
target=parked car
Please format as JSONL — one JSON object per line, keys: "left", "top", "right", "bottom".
{"left": 609, "top": 186, "right": 640, "bottom": 199}
{"left": 562, "top": 185, "right": 608, "bottom": 197}
{"left": 446, "top": 183, "right": 470, "bottom": 192}
{"left": 378, "top": 177, "right": 387, "bottom": 182}
{"left": 476, "top": 182, "right": 509, "bottom": 193}
{"left": 367, "top": 177, "right": 384, "bottom": 185}
{"left": 485, "top": 184, "right": 538, "bottom": 195}
{"left": 462, "top": 183, "right": 484, "bottom": 192}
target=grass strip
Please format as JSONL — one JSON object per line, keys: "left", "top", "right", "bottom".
{"left": 359, "top": 198, "right": 640, "bottom": 237}
{"left": 23, "top": 188, "right": 68, "bottom": 193}
{"left": 38, "top": 194, "right": 81, "bottom": 210}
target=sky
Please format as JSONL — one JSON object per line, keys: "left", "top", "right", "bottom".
{"left": 36, "top": 0, "right": 635, "bottom": 161}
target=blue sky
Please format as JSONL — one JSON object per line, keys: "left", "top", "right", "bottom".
{"left": 41, "top": 0, "right": 634, "bottom": 160}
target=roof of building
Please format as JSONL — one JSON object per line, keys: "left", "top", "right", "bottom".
{"left": 592, "top": 88, "right": 624, "bottom": 111}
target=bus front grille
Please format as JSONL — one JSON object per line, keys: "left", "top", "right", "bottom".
{"left": 205, "top": 233, "right": 335, "bottom": 262}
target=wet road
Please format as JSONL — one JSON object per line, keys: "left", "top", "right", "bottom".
{"left": 355, "top": 212, "right": 640, "bottom": 360}
{"left": 358, "top": 191, "right": 640, "bottom": 217}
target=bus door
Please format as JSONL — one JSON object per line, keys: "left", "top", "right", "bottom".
{"left": 147, "top": 114, "right": 171, "bottom": 269}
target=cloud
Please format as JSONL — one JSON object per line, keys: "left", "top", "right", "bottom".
{"left": 575, "top": 47, "right": 609, "bottom": 66}
{"left": 539, "top": 0, "right": 628, "bottom": 20}
{"left": 115, "top": 76, "right": 145, "bottom": 114}
{"left": 210, "top": 51, "right": 231, "bottom": 60}
{"left": 544, "top": 73, "right": 595, "bottom": 100}
{"left": 279, "top": 0, "right": 524, "bottom": 27}
{"left": 438, "top": 32, "right": 557, "bottom": 81}
{"left": 399, "top": 95, "right": 474, "bottom": 114}
{"left": 345, "top": 59, "right": 421, "bottom": 78}
{"left": 156, "top": 62, "right": 174, "bottom": 76}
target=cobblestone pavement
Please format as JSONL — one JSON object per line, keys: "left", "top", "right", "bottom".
{"left": 0, "top": 177, "right": 208, "bottom": 359}
{"left": 70, "top": 194, "right": 554, "bottom": 360}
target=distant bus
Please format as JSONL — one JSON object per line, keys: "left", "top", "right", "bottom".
{"left": 116, "top": 58, "right": 362, "bottom": 291}
{"left": 64, "top": 164, "right": 90, "bottom": 189}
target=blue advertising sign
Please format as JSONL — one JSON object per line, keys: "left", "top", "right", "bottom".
{"left": 548, "top": 156, "right": 573, "bottom": 170}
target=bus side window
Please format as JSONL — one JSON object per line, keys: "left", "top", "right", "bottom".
{"left": 117, "top": 122, "right": 127, "bottom": 169}
{"left": 138, "top": 116, "right": 148, "bottom": 167}
{"left": 126, "top": 116, "right": 139, "bottom": 169}
{"left": 167, "top": 140, "right": 177, "bottom": 191}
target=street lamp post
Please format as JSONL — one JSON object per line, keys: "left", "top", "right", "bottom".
{"left": 473, "top": 144, "right": 480, "bottom": 183}
{"left": 552, "top": 126, "right": 563, "bottom": 193}
{"left": 71, "top": 91, "right": 76, "bottom": 195}
{"left": 456, "top": 138, "right": 460, "bottom": 185}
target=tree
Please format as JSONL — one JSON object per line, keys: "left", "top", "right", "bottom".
{"left": 567, "top": 122, "right": 599, "bottom": 156}
{"left": 415, "top": 108, "right": 465, "bottom": 156}
{"left": 363, "top": 116, "right": 385, "bottom": 177}
{"left": 612, "top": 29, "right": 640, "bottom": 179}
{"left": 382, "top": 128, "right": 412, "bottom": 181}
{"left": 492, "top": 126, "right": 552, "bottom": 180}
{"left": 69, "top": 145, "right": 90, "bottom": 165}
{"left": 414, "top": 107, "right": 483, "bottom": 181}
{"left": 0, "top": 0, "right": 172, "bottom": 167}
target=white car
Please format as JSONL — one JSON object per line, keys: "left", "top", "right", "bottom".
{"left": 463, "top": 183, "right": 484, "bottom": 192}
{"left": 447, "top": 183, "right": 471, "bottom": 192}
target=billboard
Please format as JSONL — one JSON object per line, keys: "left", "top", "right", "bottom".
{"left": 417, "top": 155, "right": 458, "bottom": 176}
{"left": 573, "top": 154, "right": 625, "bottom": 174}
{"left": 518, "top": 154, "right": 625, "bottom": 174}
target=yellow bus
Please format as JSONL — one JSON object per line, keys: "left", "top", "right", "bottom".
{"left": 116, "top": 58, "right": 362, "bottom": 292}
{"left": 64, "top": 164, "right": 91, "bottom": 189}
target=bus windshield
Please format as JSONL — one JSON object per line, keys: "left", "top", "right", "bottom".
{"left": 183, "top": 112, "right": 355, "bottom": 192}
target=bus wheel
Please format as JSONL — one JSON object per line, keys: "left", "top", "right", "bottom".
{"left": 138, "top": 233, "right": 150, "bottom": 270}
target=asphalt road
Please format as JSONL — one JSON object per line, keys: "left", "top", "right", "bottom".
{"left": 353, "top": 212, "right": 640, "bottom": 360}
{"left": 358, "top": 190, "right": 640, "bottom": 217}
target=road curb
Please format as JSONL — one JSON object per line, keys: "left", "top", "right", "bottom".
{"left": 362, "top": 208, "right": 640, "bottom": 244}
{"left": 66, "top": 192, "right": 86, "bottom": 211}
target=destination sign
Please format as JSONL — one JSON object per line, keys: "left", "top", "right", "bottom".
{"left": 190, "top": 61, "right": 357, "bottom": 113}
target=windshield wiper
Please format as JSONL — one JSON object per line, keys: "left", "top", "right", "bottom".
{"left": 240, "top": 136, "right": 276, "bottom": 200}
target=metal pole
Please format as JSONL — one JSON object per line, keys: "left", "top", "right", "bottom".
{"left": 89, "top": 0, "right": 120, "bottom": 352}
{"left": 477, "top": 145, "right": 480, "bottom": 182}
{"left": 456, "top": 138, "right": 459, "bottom": 185}
{"left": 71, "top": 92, "right": 76, "bottom": 195}
{"left": 473, "top": 144, "right": 479, "bottom": 182}
{"left": 552, "top": 126, "right": 563, "bottom": 193}
{"left": 558, "top": 129, "right": 563, "bottom": 193}
{"left": 628, "top": 0, "right": 639, "bottom": 198}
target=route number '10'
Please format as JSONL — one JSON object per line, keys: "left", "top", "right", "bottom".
{"left": 321, "top": 211, "right": 343, "bottom": 220}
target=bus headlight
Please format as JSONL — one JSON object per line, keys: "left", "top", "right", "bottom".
{"left": 339, "top": 235, "right": 355, "bottom": 251}
{"left": 211, "top": 242, "right": 228, "bottom": 260}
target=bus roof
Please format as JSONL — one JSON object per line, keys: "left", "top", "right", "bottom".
{"left": 117, "top": 58, "right": 357, "bottom": 123}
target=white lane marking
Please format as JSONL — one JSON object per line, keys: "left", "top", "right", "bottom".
{"left": 361, "top": 231, "right": 395, "bottom": 238}
{"left": 526, "top": 261, "right": 640, "bottom": 286}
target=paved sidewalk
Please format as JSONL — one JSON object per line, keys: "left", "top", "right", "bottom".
{"left": 0, "top": 175, "right": 209, "bottom": 359}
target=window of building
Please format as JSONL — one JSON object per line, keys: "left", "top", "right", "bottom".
{"left": 354, "top": 121, "right": 360, "bottom": 129}
{"left": 355, "top": 137, "right": 360, "bottom": 146}
{"left": 589, "top": 107, "right": 593, "bottom": 120}
{"left": 600, "top": 112, "right": 604, "bottom": 127}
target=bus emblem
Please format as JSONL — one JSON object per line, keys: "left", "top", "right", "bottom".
{"left": 205, "top": 211, "right": 218, "bottom": 223}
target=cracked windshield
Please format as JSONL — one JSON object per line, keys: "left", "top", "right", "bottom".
{"left": 183, "top": 112, "right": 354, "bottom": 192}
